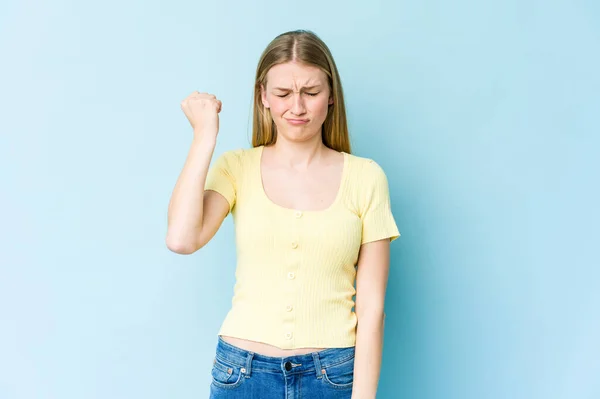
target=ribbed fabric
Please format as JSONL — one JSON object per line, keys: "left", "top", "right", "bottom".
{"left": 204, "top": 145, "right": 400, "bottom": 349}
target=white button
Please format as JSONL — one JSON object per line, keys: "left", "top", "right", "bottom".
{"left": 291, "top": 241, "right": 298, "bottom": 249}
{"left": 295, "top": 211, "right": 303, "bottom": 218}
{"left": 287, "top": 272, "right": 295, "bottom": 280}
{"left": 286, "top": 305, "right": 293, "bottom": 312}
{"left": 285, "top": 332, "right": 293, "bottom": 339}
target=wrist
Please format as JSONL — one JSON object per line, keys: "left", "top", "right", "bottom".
{"left": 191, "top": 134, "right": 217, "bottom": 150}
{"left": 193, "top": 128, "right": 217, "bottom": 142}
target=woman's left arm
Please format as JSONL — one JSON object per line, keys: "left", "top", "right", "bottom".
{"left": 352, "top": 238, "right": 391, "bottom": 399}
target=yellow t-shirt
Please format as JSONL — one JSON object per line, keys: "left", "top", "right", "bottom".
{"left": 204, "top": 145, "right": 400, "bottom": 349}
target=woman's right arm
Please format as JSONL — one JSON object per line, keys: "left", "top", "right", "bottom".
{"left": 165, "top": 92, "right": 230, "bottom": 254}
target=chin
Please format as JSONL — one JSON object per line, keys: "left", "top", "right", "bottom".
{"left": 274, "top": 121, "right": 323, "bottom": 141}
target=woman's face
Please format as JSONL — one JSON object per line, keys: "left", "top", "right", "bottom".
{"left": 261, "top": 61, "right": 334, "bottom": 144}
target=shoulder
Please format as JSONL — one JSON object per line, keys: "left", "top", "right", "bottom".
{"left": 345, "top": 153, "right": 389, "bottom": 181}
{"left": 217, "top": 146, "right": 256, "bottom": 159}
{"left": 344, "top": 154, "right": 394, "bottom": 217}
{"left": 344, "top": 153, "right": 392, "bottom": 209}
{"left": 213, "top": 146, "right": 260, "bottom": 168}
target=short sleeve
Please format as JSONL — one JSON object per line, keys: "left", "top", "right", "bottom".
{"left": 204, "top": 151, "right": 238, "bottom": 212}
{"left": 360, "top": 161, "right": 401, "bottom": 244}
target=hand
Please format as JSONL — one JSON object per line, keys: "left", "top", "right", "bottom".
{"left": 180, "top": 91, "right": 222, "bottom": 141}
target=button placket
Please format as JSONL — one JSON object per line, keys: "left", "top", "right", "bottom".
{"left": 283, "top": 209, "right": 302, "bottom": 346}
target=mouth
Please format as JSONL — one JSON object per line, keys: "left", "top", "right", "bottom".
{"left": 286, "top": 118, "right": 309, "bottom": 125}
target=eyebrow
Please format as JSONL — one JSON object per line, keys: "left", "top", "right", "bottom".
{"left": 272, "top": 85, "right": 322, "bottom": 91}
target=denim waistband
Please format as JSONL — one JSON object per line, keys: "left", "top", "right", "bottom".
{"left": 214, "top": 336, "right": 355, "bottom": 377}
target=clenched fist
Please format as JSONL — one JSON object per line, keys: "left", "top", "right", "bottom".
{"left": 180, "top": 91, "right": 222, "bottom": 141}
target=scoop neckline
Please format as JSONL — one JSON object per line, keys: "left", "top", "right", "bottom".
{"left": 256, "top": 145, "right": 348, "bottom": 213}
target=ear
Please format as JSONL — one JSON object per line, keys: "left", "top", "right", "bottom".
{"left": 261, "top": 84, "right": 270, "bottom": 109}
{"left": 328, "top": 95, "right": 334, "bottom": 105}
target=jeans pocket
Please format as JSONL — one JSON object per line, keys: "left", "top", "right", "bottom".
{"left": 321, "top": 356, "right": 354, "bottom": 389}
{"left": 211, "top": 357, "right": 245, "bottom": 389}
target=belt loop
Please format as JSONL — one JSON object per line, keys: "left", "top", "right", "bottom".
{"left": 312, "top": 352, "right": 323, "bottom": 379}
{"left": 243, "top": 352, "right": 254, "bottom": 377}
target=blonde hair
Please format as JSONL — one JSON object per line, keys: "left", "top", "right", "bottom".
{"left": 251, "top": 30, "right": 351, "bottom": 154}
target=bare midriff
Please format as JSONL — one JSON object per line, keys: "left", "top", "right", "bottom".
{"left": 220, "top": 335, "right": 325, "bottom": 357}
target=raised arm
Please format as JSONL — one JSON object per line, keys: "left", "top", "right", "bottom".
{"left": 165, "top": 92, "right": 230, "bottom": 254}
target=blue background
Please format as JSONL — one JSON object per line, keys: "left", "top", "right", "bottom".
{"left": 1, "top": 0, "right": 598, "bottom": 398}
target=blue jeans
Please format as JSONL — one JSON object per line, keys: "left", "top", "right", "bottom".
{"left": 209, "top": 336, "right": 355, "bottom": 398}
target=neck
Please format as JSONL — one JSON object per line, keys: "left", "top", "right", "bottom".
{"left": 267, "top": 135, "right": 328, "bottom": 169}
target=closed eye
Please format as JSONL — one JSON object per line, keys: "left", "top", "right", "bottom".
{"left": 275, "top": 92, "right": 320, "bottom": 98}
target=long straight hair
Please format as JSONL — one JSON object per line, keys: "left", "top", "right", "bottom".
{"left": 251, "top": 30, "right": 351, "bottom": 154}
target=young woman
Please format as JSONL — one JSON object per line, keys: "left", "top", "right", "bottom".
{"left": 166, "top": 29, "right": 400, "bottom": 399}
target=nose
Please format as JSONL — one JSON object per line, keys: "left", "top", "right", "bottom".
{"left": 290, "top": 93, "right": 306, "bottom": 116}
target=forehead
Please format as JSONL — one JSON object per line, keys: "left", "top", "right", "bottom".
{"left": 266, "top": 62, "right": 327, "bottom": 88}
